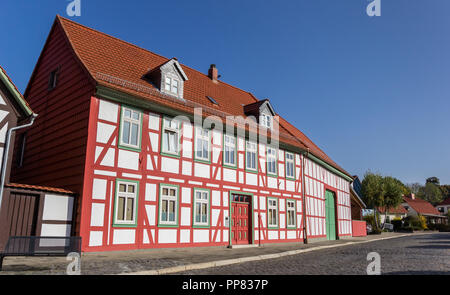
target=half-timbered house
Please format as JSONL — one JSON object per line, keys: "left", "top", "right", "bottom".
{"left": 0, "top": 66, "right": 75, "bottom": 251}
{"left": 12, "top": 16, "right": 355, "bottom": 252}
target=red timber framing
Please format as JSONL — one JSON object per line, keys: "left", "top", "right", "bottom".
{"left": 78, "top": 95, "right": 352, "bottom": 252}
{"left": 12, "top": 16, "right": 354, "bottom": 253}
{"left": 302, "top": 157, "right": 352, "bottom": 241}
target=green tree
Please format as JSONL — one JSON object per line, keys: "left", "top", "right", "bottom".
{"left": 426, "top": 177, "right": 440, "bottom": 186}
{"left": 417, "top": 182, "right": 443, "bottom": 205}
{"left": 361, "top": 172, "right": 385, "bottom": 229}
{"left": 382, "top": 176, "right": 405, "bottom": 226}
{"left": 407, "top": 183, "right": 423, "bottom": 195}
{"left": 439, "top": 185, "right": 450, "bottom": 200}
{"left": 391, "top": 177, "right": 411, "bottom": 196}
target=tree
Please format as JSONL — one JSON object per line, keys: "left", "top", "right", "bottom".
{"left": 382, "top": 177, "right": 405, "bottom": 227}
{"left": 426, "top": 177, "right": 440, "bottom": 186}
{"left": 361, "top": 172, "right": 385, "bottom": 229}
{"left": 391, "top": 177, "right": 411, "bottom": 196}
{"left": 361, "top": 172, "right": 407, "bottom": 229}
{"left": 417, "top": 182, "right": 443, "bottom": 205}
{"left": 406, "top": 183, "right": 423, "bottom": 195}
{"left": 439, "top": 185, "right": 450, "bottom": 200}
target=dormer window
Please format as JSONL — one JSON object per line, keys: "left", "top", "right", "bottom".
{"left": 145, "top": 58, "right": 188, "bottom": 100}
{"left": 243, "top": 98, "right": 276, "bottom": 130}
{"left": 165, "top": 76, "right": 179, "bottom": 95}
{"left": 260, "top": 114, "right": 273, "bottom": 129}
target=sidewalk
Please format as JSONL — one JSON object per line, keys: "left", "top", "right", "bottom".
{"left": 0, "top": 232, "right": 434, "bottom": 275}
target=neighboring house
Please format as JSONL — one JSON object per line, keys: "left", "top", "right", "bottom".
{"left": 350, "top": 176, "right": 366, "bottom": 220}
{"left": 12, "top": 16, "right": 355, "bottom": 252}
{"left": 436, "top": 198, "right": 450, "bottom": 216}
{"left": 401, "top": 194, "right": 446, "bottom": 224}
{"left": 350, "top": 176, "right": 367, "bottom": 237}
{"left": 0, "top": 66, "right": 75, "bottom": 250}
{"left": 377, "top": 205, "right": 408, "bottom": 224}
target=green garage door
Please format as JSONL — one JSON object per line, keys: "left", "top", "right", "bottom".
{"left": 325, "top": 190, "right": 336, "bottom": 240}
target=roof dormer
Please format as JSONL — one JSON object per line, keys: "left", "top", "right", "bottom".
{"left": 145, "top": 58, "right": 188, "bottom": 99}
{"left": 243, "top": 99, "right": 276, "bottom": 129}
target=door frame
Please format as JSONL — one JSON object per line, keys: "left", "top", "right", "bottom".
{"left": 228, "top": 190, "right": 254, "bottom": 247}
{"left": 324, "top": 187, "right": 339, "bottom": 240}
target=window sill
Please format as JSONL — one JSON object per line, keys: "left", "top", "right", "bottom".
{"left": 158, "top": 224, "right": 179, "bottom": 228}
{"left": 118, "top": 144, "right": 141, "bottom": 153}
{"left": 223, "top": 164, "right": 237, "bottom": 170}
{"left": 192, "top": 225, "right": 210, "bottom": 229}
{"left": 112, "top": 223, "right": 138, "bottom": 228}
{"left": 161, "top": 151, "right": 181, "bottom": 159}
{"left": 245, "top": 168, "right": 258, "bottom": 174}
{"left": 194, "top": 158, "right": 211, "bottom": 164}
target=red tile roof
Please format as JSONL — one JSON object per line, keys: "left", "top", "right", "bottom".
{"left": 402, "top": 196, "right": 440, "bottom": 216}
{"left": 6, "top": 183, "right": 75, "bottom": 194}
{"left": 54, "top": 15, "right": 350, "bottom": 178}
{"left": 378, "top": 205, "right": 408, "bottom": 214}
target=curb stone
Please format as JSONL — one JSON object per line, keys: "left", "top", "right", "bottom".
{"left": 122, "top": 233, "right": 430, "bottom": 275}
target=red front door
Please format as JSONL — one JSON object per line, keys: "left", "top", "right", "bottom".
{"left": 231, "top": 194, "right": 252, "bottom": 245}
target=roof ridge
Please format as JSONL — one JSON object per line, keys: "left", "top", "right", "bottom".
{"left": 56, "top": 15, "right": 259, "bottom": 99}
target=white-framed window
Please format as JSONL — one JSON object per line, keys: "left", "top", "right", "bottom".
{"left": 193, "top": 189, "right": 210, "bottom": 227}
{"left": 159, "top": 185, "right": 178, "bottom": 226}
{"left": 223, "top": 134, "right": 236, "bottom": 167}
{"left": 246, "top": 141, "right": 257, "bottom": 171}
{"left": 195, "top": 127, "right": 210, "bottom": 162}
{"left": 120, "top": 107, "right": 142, "bottom": 150}
{"left": 162, "top": 117, "right": 181, "bottom": 156}
{"left": 286, "top": 199, "right": 296, "bottom": 228}
{"left": 260, "top": 114, "right": 272, "bottom": 129}
{"left": 164, "top": 76, "right": 179, "bottom": 95}
{"left": 286, "top": 152, "right": 295, "bottom": 179}
{"left": 268, "top": 198, "right": 278, "bottom": 228}
{"left": 266, "top": 147, "right": 277, "bottom": 176}
{"left": 114, "top": 180, "right": 138, "bottom": 226}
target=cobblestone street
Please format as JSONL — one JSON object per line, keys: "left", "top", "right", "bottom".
{"left": 176, "top": 233, "right": 450, "bottom": 275}
{"left": 0, "top": 232, "right": 448, "bottom": 275}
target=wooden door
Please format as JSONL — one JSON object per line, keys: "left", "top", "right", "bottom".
{"left": 231, "top": 194, "right": 252, "bottom": 245}
{"left": 7, "top": 192, "right": 40, "bottom": 237}
{"left": 325, "top": 190, "right": 336, "bottom": 240}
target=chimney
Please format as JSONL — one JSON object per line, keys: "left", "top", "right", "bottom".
{"left": 411, "top": 193, "right": 415, "bottom": 200}
{"left": 208, "top": 64, "right": 218, "bottom": 82}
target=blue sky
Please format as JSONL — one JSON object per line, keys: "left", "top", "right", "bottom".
{"left": 1, "top": 0, "right": 449, "bottom": 185}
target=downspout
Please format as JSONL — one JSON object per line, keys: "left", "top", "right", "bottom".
{"left": 301, "top": 149, "right": 309, "bottom": 244}
{"left": 0, "top": 113, "right": 38, "bottom": 211}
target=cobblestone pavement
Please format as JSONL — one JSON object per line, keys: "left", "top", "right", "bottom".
{"left": 176, "top": 233, "right": 450, "bottom": 275}
{"left": 0, "top": 232, "right": 442, "bottom": 275}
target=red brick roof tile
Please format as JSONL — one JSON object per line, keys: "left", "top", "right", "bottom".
{"left": 402, "top": 196, "right": 440, "bottom": 216}
{"left": 6, "top": 183, "right": 75, "bottom": 194}
{"left": 55, "top": 16, "right": 350, "bottom": 178}
{"left": 378, "top": 205, "right": 408, "bottom": 214}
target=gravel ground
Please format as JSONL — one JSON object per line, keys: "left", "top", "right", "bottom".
{"left": 176, "top": 233, "right": 450, "bottom": 275}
